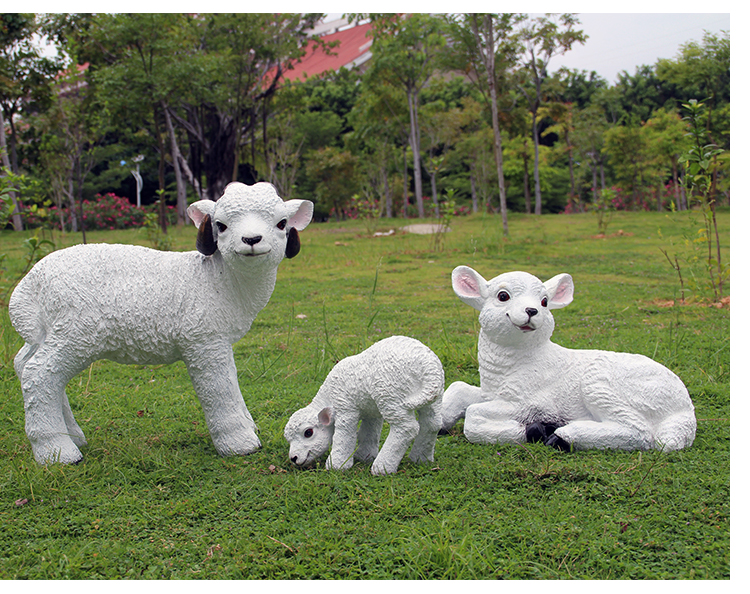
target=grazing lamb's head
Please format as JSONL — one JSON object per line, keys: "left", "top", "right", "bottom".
{"left": 187, "top": 182, "right": 313, "bottom": 266}
{"left": 284, "top": 406, "right": 335, "bottom": 468}
{"left": 452, "top": 266, "right": 574, "bottom": 346}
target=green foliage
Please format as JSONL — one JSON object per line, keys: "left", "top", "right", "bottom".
{"left": 0, "top": 211, "right": 729, "bottom": 579}
{"left": 593, "top": 187, "right": 616, "bottom": 234}
{"left": 675, "top": 99, "right": 727, "bottom": 301}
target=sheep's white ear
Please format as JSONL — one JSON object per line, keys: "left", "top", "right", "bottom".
{"left": 187, "top": 200, "right": 216, "bottom": 229}
{"left": 452, "top": 266, "right": 488, "bottom": 311}
{"left": 544, "top": 273, "right": 574, "bottom": 309}
{"left": 285, "top": 199, "right": 314, "bottom": 231}
{"left": 318, "top": 407, "right": 335, "bottom": 426}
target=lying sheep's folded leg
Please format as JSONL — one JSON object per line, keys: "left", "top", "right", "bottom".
{"left": 554, "top": 419, "right": 653, "bottom": 451}
{"left": 371, "top": 413, "right": 420, "bottom": 475}
{"left": 183, "top": 344, "right": 261, "bottom": 456}
{"left": 440, "top": 381, "right": 484, "bottom": 434}
{"left": 463, "top": 400, "right": 526, "bottom": 445}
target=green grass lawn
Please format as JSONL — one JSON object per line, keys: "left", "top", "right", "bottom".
{"left": 0, "top": 209, "right": 730, "bottom": 579}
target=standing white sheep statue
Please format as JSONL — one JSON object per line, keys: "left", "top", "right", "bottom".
{"left": 10, "top": 182, "right": 313, "bottom": 465}
{"left": 441, "top": 266, "right": 696, "bottom": 452}
{"left": 284, "top": 336, "right": 444, "bottom": 475}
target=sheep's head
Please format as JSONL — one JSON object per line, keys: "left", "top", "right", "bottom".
{"left": 452, "top": 266, "right": 574, "bottom": 347}
{"left": 187, "top": 182, "right": 313, "bottom": 266}
{"left": 284, "top": 406, "right": 335, "bottom": 468}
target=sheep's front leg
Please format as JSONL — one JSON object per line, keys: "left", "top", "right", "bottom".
{"left": 183, "top": 344, "right": 261, "bottom": 456}
{"left": 326, "top": 413, "right": 359, "bottom": 470}
{"left": 371, "top": 413, "right": 420, "bottom": 475}
{"left": 440, "top": 381, "right": 484, "bottom": 433}
{"left": 463, "top": 400, "right": 526, "bottom": 445}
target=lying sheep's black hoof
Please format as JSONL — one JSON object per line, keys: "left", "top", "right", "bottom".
{"left": 545, "top": 434, "right": 572, "bottom": 452}
{"left": 525, "top": 422, "right": 547, "bottom": 443}
{"left": 526, "top": 421, "right": 562, "bottom": 443}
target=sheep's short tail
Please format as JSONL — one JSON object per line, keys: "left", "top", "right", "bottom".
{"left": 655, "top": 411, "right": 697, "bottom": 452}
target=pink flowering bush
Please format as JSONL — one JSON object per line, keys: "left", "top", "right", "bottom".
{"left": 22, "top": 193, "right": 177, "bottom": 231}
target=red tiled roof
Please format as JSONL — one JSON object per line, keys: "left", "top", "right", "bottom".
{"left": 283, "top": 21, "right": 373, "bottom": 82}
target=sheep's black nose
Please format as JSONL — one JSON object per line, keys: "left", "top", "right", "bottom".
{"left": 242, "top": 235, "right": 262, "bottom": 246}
{"left": 526, "top": 307, "right": 538, "bottom": 318}
{"left": 290, "top": 455, "right": 297, "bottom": 464}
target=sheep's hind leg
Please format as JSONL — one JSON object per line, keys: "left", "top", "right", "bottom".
{"left": 553, "top": 420, "right": 654, "bottom": 451}
{"left": 371, "top": 413, "right": 420, "bottom": 475}
{"left": 19, "top": 344, "right": 85, "bottom": 465}
{"left": 409, "top": 402, "right": 441, "bottom": 464}
{"left": 354, "top": 416, "right": 383, "bottom": 462}
{"left": 184, "top": 346, "right": 261, "bottom": 456}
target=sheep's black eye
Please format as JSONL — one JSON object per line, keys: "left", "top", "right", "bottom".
{"left": 541, "top": 297, "right": 548, "bottom": 308}
{"left": 498, "top": 291, "right": 510, "bottom": 302}
{"left": 277, "top": 219, "right": 287, "bottom": 230}
{"left": 303, "top": 428, "right": 314, "bottom": 438}
{"left": 216, "top": 222, "right": 228, "bottom": 233}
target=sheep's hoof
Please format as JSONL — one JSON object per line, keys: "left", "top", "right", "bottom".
{"left": 525, "top": 422, "right": 560, "bottom": 443}
{"left": 545, "top": 434, "right": 572, "bottom": 452}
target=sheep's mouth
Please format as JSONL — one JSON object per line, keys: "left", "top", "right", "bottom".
{"left": 236, "top": 249, "right": 271, "bottom": 257}
{"left": 507, "top": 314, "right": 536, "bottom": 332}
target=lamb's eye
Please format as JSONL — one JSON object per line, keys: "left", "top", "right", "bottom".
{"left": 277, "top": 219, "right": 287, "bottom": 230}
{"left": 303, "top": 428, "right": 314, "bottom": 438}
{"left": 498, "top": 291, "right": 510, "bottom": 302}
{"left": 541, "top": 297, "right": 548, "bottom": 307}
{"left": 216, "top": 222, "right": 228, "bottom": 233}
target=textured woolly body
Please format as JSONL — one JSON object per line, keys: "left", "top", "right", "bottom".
{"left": 442, "top": 267, "right": 696, "bottom": 452}
{"left": 10, "top": 243, "right": 272, "bottom": 367}
{"left": 10, "top": 182, "right": 313, "bottom": 464}
{"left": 284, "top": 336, "right": 444, "bottom": 475}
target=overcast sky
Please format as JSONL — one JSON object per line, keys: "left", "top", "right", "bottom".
{"left": 543, "top": 13, "right": 730, "bottom": 83}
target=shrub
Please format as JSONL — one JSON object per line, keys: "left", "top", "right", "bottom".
{"left": 20, "top": 193, "right": 178, "bottom": 231}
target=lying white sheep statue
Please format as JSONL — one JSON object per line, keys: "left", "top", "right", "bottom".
{"left": 284, "top": 336, "right": 444, "bottom": 475}
{"left": 10, "top": 181, "right": 313, "bottom": 464}
{"left": 441, "top": 266, "right": 696, "bottom": 452}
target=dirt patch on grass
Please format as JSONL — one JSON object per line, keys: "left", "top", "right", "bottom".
{"left": 653, "top": 296, "right": 730, "bottom": 309}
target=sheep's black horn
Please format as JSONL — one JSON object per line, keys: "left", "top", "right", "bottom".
{"left": 285, "top": 227, "right": 301, "bottom": 259}
{"left": 196, "top": 214, "right": 218, "bottom": 256}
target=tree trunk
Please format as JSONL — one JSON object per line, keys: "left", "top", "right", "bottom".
{"left": 475, "top": 15, "right": 509, "bottom": 235}
{"left": 532, "top": 110, "right": 542, "bottom": 215}
{"left": 407, "top": 88, "right": 425, "bottom": 218}
{"left": 470, "top": 170, "right": 478, "bottom": 213}
{"left": 163, "top": 103, "right": 187, "bottom": 225}
{"left": 0, "top": 110, "right": 23, "bottom": 231}
{"left": 402, "top": 145, "right": 409, "bottom": 217}
{"left": 523, "top": 149, "right": 531, "bottom": 214}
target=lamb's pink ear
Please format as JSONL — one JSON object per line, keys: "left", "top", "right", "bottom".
{"left": 452, "top": 266, "right": 488, "bottom": 311}
{"left": 544, "top": 274, "right": 574, "bottom": 309}
{"left": 318, "top": 407, "right": 335, "bottom": 426}
{"left": 187, "top": 200, "right": 216, "bottom": 229}
{"left": 286, "top": 199, "right": 314, "bottom": 231}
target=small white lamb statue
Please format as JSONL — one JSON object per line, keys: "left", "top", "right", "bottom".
{"left": 441, "top": 266, "right": 696, "bottom": 452}
{"left": 284, "top": 336, "right": 444, "bottom": 475}
{"left": 10, "top": 182, "right": 313, "bottom": 465}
